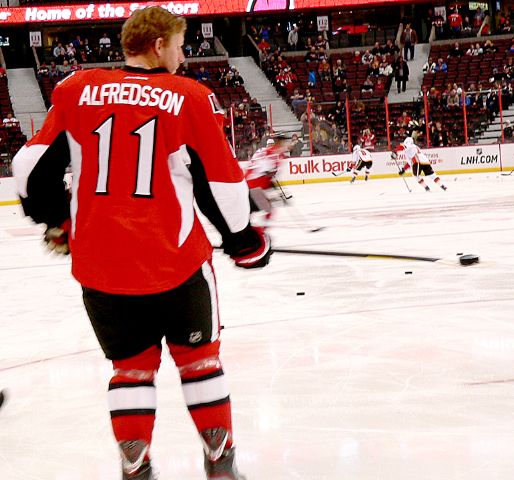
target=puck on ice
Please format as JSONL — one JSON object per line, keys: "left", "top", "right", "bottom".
{"left": 405, "top": 271, "right": 412, "bottom": 274}
{"left": 459, "top": 254, "right": 480, "bottom": 266}
{"left": 296, "top": 292, "right": 305, "bottom": 296}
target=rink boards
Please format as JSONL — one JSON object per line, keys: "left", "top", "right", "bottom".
{"left": 2, "top": 143, "right": 514, "bottom": 204}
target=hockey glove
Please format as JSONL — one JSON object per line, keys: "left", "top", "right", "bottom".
{"left": 390, "top": 151, "right": 398, "bottom": 160}
{"left": 230, "top": 227, "right": 272, "bottom": 269}
{"left": 398, "top": 168, "right": 405, "bottom": 176}
{"left": 44, "top": 218, "right": 71, "bottom": 255}
{"left": 346, "top": 167, "right": 352, "bottom": 172}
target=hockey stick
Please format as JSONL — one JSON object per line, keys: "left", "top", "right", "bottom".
{"left": 390, "top": 152, "right": 411, "bottom": 193}
{"left": 272, "top": 175, "right": 292, "bottom": 201}
{"left": 213, "top": 246, "right": 441, "bottom": 263}
{"left": 331, "top": 171, "right": 346, "bottom": 177}
{"left": 501, "top": 168, "right": 514, "bottom": 176}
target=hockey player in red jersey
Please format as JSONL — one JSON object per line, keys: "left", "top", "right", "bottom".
{"left": 393, "top": 137, "right": 447, "bottom": 192}
{"left": 13, "top": 8, "right": 271, "bottom": 480}
{"left": 348, "top": 144, "right": 373, "bottom": 183}
{"left": 245, "top": 136, "right": 291, "bottom": 228}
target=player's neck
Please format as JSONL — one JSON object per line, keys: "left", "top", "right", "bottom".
{"left": 126, "top": 55, "right": 159, "bottom": 70}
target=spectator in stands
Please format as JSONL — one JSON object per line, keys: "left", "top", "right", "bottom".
{"left": 423, "top": 57, "right": 436, "bottom": 73}
{"left": 400, "top": 23, "right": 418, "bottom": 61}
{"left": 48, "top": 61, "right": 59, "bottom": 77}
{"left": 303, "top": 37, "right": 314, "bottom": 50}
{"left": 82, "top": 38, "right": 92, "bottom": 62}
{"left": 72, "top": 35, "right": 83, "bottom": 50}
{"left": 448, "top": 9, "right": 464, "bottom": 38}
{"left": 290, "top": 89, "right": 306, "bottom": 115}
{"left": 3, "top": 113, "right": 19, "bottom": 129}
{"left": 428, "top": 86, "right": 442, "bottom": 108}
{"left": 483, "top": 40, "right": 497, "bottom": 54}
{"left": 504, "top": 120, "right": 513, "bottom": 139}
{"left": 249, "top": 97, "right": 262, "bottom": 111}
{"left": 350, "top": 98, "right": 366, "bottom": 114}
{"left": 434, "top": 58, "right": 447, "bottom": 73}
{"left": 430, "top": 121, "right": 449, "bottom": 146}
{"left": 315, "top": 35, "right": 328, "bottom": 50}
{"left": 462, "top": 16, "right": 473, "bottom": 36}
{"left": 304, "top": 47, "right": 318, "bottom": 63}
{"left": 99, "top": 33, "right": 111, "bottom": 50}
{"left": 288, "top": 25, "right": 299, "bottom": 51}
{"left": 397, "top": 110, "right": 412, "bottom": 128}
{"left": 53, "top": 43, "right": 66, "bottom": 64}
{"left": 334, "top": 77, "right": 351, "bottom": 94}
{"left": 433, "top": 14, "right": 445, "bottom": 40}
{"left": 307, "top": 70, "right": 317, "bottom": 87}
{"left": 448, "top": 42, "right": 463, "bottom": 58}
{"left": 371, "top": 42, "right": 384, "bottom": 57}
{"left": 332, "top": 59, "right": 347, "bottom": 81}
{"left": 361, "top": 50, "right": 374, "bottom": 66}
{"left": 466, "top": 43, "right": 483, "bottom": 56}
{"left": 258, "top": 39, "right": 270, "bottom": 51}
{"left": 361, "top": 76, "right": 374, "bottom": 93}
{"left": 59, "top": 60, "right": 71, "bottom": 77}
{"left": 383, "top": 39, "right": 400, "bottom": 59}
{"left": 106, "top": 50, "right": 117, "bottom": 62}
{"left": 232, "top": 70, "right": 245, "bottom": 86}
{"left": 38, "top": 63, "right": 50, "bottom": 79}
{"left": 259, "top": 25, "right": 270, "bottom": 40}
{"left": 318, "top": 59, "right": 331, "bottom": 81}
{"left": 360, "top": 127, "right": 376, "bottom": 150}
{"left": 501, "top": 18, "right": 514, "bottom": 33}
{"left": 184, "top": 44, "right": 194, "bottom": 57}
{"left": 317, "top": 47, "right": 328, "bottom": 62}
{"left": 473, "top": 7, "right": 485, "bottom": 28}
{"left": 328, "top": 100, "right": 345, "bottom": 126}
{"left": 196, "top": 47, "right": 206, "bottom": 57}
{"left": 446, "top": 90, "right": 460, "bottom": 108}
{"left": 379, "top": 58, "right": 393, "bottom": 78}
{"left": 375, "top": 77, "right": 386, "bottom": 93}
{"left": 69, "top": 59, "right": 81, "bottom": 72}
{"left": 351, "top": 51, "right": 362, "bottom": 64}
{"left": 200, "top": 39, "right": 211, "bottom": 51}
{"left": 393, "top": 56, "right": 409, "bottom": 93}
{"left": 66, "top": 43, "right": 76, "bottom": 61}
{"left": 367, "top": 57, "right": 381, "bottom": 77}
{"left": 196, "top": 66, "right": 210, "bottom": 82}
{"left": 290, "top": 133, "right": 303, "bottom": 157}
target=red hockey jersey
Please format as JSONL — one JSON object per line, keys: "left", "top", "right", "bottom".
{"left": 13, "top": 67, "right": 252, "bottom": 295}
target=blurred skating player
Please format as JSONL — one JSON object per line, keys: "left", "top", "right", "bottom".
{"left": 13, "top": 7, "right": 271, "bottom": 480}
{"left": 393, "top": 136, "right": 447, "bottom": 191}
{"left": 348, "top": 144, "right": 373, "bottom": 183}
{"left": 245, "top": 136, "right": 291, "bottom": 228}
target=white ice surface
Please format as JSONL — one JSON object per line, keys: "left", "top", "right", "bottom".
{"left": 1, "top": 172, "right": 514, "bottom": 479}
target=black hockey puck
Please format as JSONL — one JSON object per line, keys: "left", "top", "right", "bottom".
{"left": 0, "top": 389, "right": 6, "bottom": 409}
{"left": 296, "top": 292, "right": 305, "bottom": 296}
{"left": 459, "top": 254, "right": 480, "bottom": 266}
{"left": 456, "top": 252, "right": 463, "bottom": 256}
{"left": 405, "top": 271, "right": 412, "bottom": 274}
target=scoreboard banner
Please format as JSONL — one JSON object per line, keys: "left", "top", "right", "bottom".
{"left": 0, "top": 0, "right": 412, "bottom": 24}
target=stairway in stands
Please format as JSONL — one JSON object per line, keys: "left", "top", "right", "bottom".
{"left": 229, "top": 56, "right": 302, "bottom": 136}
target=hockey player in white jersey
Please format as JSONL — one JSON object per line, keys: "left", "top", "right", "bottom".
{"left": 348, "top": 144, "right": 373, "bottom": 183}
{"left": 394, "top": 137, "right": 447, "bottom": 192}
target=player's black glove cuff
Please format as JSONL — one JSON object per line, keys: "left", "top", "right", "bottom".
{"left": 222, "top": 225, "right": 272, "bottom": 269}
{"left": 398, "top": 168, "right": 405, "bottom": 176}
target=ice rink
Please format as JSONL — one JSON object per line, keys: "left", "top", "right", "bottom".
{"left": 1, "top": 171, "right": 514, "bottom": 480}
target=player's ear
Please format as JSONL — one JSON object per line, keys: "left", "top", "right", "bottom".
{"left": 154, "top": 37, "right": 165, "bottom": 57}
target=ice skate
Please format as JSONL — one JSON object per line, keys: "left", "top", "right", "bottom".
{"left": 441, "top": 185, "right": 447, "bottom": 191}
{"left": 424, "top": 185, "right": 430, "bottom": 192}
{"left": 201, "top": 428, "right": 247, "bottom": 480}
{"left": 119, "top": 440, "right": 154, "bottom": 480}
{"left": 350, "top": 177, "right": 356, "bottom": 184}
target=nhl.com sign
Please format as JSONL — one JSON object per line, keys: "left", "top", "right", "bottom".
{"left": 460, "top": 148, "right": 499, "bottom": 165}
